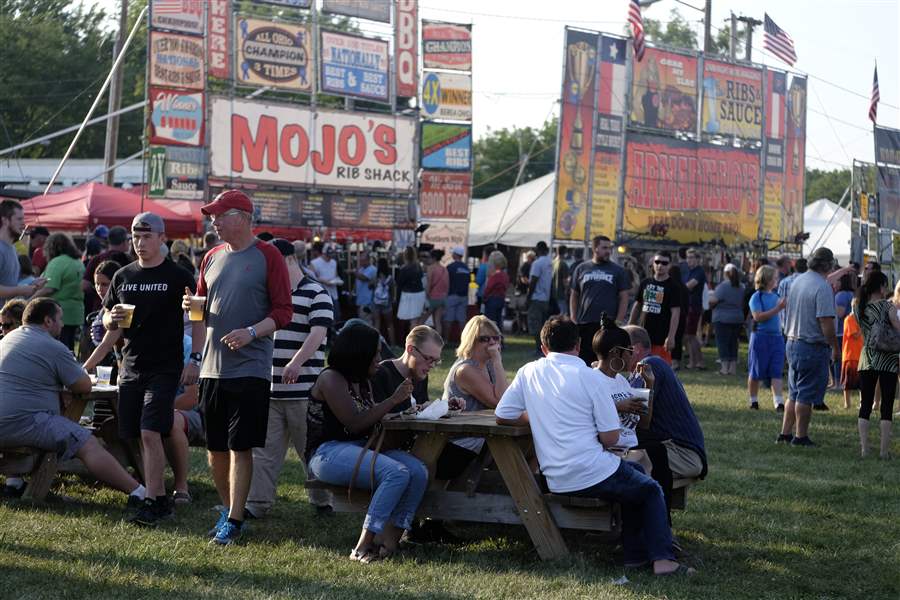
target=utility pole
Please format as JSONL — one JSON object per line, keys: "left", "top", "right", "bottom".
{"left": 737, "top": 15, "right": 762, "bottom": 62}
{"left": 103, "top": 0, "right": 128, "bottom": 187}
{"left": 703, "top": 0, "right": 713, "bottom": 53}
{"left": 729, "top": 12, "right": 737, "bottom": 60}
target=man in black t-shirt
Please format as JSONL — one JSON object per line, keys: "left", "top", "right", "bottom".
{"left": 372, "top": 325, "right": 442, "bottom": 410}
{"left": 102, "top": 212, "right": 202, "bottom": 527}
{"left": 629, "top": 251, "right": 680, "bottom": 365}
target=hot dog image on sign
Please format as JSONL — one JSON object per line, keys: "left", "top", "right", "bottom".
{"left": 149, "top": 87, "right": 204, "bottom": 146}
{"left": 237, "top": 18, "right": 312, "bottom": 91}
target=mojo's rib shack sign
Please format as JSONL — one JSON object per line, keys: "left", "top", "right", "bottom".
{"left": 209, "top": 97, "right": 416, "bottom": 193}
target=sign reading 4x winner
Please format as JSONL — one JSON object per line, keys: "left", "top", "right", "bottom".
{"left": 237, "top": 18, "right": 312, "bottom": 91}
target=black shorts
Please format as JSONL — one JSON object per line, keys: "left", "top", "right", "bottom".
{"left": 200, "top": 377, "right": 271, "bottom": 451}
{"left": 117, "top": 373, "right": 179, "bottom": 439}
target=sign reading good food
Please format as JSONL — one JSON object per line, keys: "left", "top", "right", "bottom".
{"left": 210, "top": 97, "right": 416, "bottom": 192}
{"left": 320, "top": 30, "right": 390, "bottom": 103}
{"left": 149, "top": 31, "right": 205, "bottom": 90}
{"left": 421, "top": 72, "right": 472, "bottom": 121}
{"left": 420, "top": 172, "right": 471, "bottom": 219}
{"left": 237, "top": 18, "right": 312, "bottom": 91}
{"left": 149, "top": 87, "right": 204, "bottom": 146}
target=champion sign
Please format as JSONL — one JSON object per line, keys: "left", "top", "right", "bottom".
{"left": 237, "top": 18, "right": 312, "bottom": 91}
{"left": 149, "top": 87, "right": 204, "bottom": 146}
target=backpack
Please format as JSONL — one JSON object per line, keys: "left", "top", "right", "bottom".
{"left": 374, "top": 275, "right": 392, "bottom": 306}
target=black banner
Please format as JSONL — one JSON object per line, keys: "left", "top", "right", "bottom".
{"left": 878, "top": 165, "right": 900, "bottom": 231}
{"left": 875, "top": 126, "right": 900, "bottom": 166}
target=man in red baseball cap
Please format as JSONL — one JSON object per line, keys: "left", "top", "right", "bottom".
{"left": 201, "top": 189, "right": 255, "bottom": 216}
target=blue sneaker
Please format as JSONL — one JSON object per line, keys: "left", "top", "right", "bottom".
{"left": 207, "top": 507, "right": 229, "bottom": 538}
{"left": 211, "top": 520, "right": 242, "bottom": 546}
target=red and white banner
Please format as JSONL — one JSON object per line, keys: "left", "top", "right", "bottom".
{"left": 151, "top": 0, "right": 204, "bottom": 36}
{"left": 207, "top": 0, "right": 230, "bottom": 79}
{"left": 149, "top": 87, "right": 204, "bottom": 146}
{"left": 420, "top": 172, "right": 471, "bottom": 219}
{"left": 210, "top": 97, "right": 416, "bottom": 192}
{"left": 395, "top": 0, "right": 418, "bottom": 98}
{"left": 422, "top": 21, "right": 471, "bottom": 71}
{"left": 149, "top": 31, "right": 205, "bottom": 90}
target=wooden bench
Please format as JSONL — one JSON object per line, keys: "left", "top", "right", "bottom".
{"left": 0, "top": 447, "right": 58, "bottom": 501}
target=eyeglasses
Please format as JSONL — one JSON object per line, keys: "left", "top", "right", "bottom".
{"left": 654, "top": 260, "right": 670, "bottom": 266}
{"left": 412, "top": 346, "right": 442, "bottom": 366}
{"left": 477, "top": 335, "right": 502, "bottom": 344}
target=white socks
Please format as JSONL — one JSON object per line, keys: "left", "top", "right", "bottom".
{"left": 5, "top": 477, "right": 24, "bottom": 489}
{"left": 749, "top": 396, "right": 758, "bottom": 406}
{"left": 130, "top": 484, "right": 146, "bottom": 499}
{"left": 774, "top": 395, "right": 784, "bottom": 408}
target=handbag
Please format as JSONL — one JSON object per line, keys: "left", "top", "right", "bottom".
{"left": 868, "top": 303, "right": 900, "bottom": 353}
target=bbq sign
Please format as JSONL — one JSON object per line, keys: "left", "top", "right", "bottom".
{"left": 210, "top": 97, "right": 416, "bottom": 192}
{"left": 237, "top": 18, "right": 312, "bottom": 92}
{"left": 149, "top": 87, "right": 204, "bottom": 146}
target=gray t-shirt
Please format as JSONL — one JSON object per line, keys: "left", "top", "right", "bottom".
{"left": 529, "top": 255, "right": 553, "bottom": 302}
{"left": 0, "top": 326, "right": 86, "bottom": 428}
{"left": 784, "top": 271, "right": 836, "bottom": 344}
{"left": 0, "top": 239, "right": 19, "bottom": 288}
{"left": 197, "top": 241, "right": 293, "bottom": 381}
{"left": 570, "top": 260, "right": 629, "bottom": 324}
{"left": 711, "top": 281, "right": 745, "bottom": 324}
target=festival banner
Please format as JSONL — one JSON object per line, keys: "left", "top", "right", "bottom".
{"left": 329, "top": 195, "right": 413, "bottom": 228}
{"left": 701, "top": 59, "right": 763, "bottom": 139}
{"left": 236, "top": 18, "right": 312, "bottom": 91}
{"left": 149, "top": 31, "right": 205, "bottom": 90}
{"left": 762, "top": 172, "right": 784, "bottom": 241}
{"left": 875, "top": 125, "right": 900, "bottom": 166}
{"left": 878, "top": 166, "right": 900, "bottom": 231}
{"left": 209, "top": 97, "right": 416, "bottom": 192}
{"left": 322, "top": 0, "right": 391, "bottom": 23}
{"left": 623, "top": 133, "right": 761, "bottom": 244}
{"left": 251, "top": 0, "right": 311, "bottom": 7}
{"left": 553, "top": 29, "right": 598, "bottom": 241}
{"left": 422, "top": 21, "right": 472, "bottom": 71}
{"left": 421, "top": 72, "right": 472, "bottom": 121}
{"left": 148, "top": 146, "right": 207, "bottom": 200}
{"left": 320, "top": 30, "right": 389, "bottom": 103}
{"left": 207, "top": 0, "right": 231, "bottom": 79}
{"left": 630, "top": 47, "right": 698, "bottom": 133}
{"left": 421, "top": 123, "right": 472, "bottom": 171}
{"left": 766, "top": 69, "right": 787, "bottom": 139}
{"left": 783, "top": 75, "right": 807, "bottom": 239}
{"left": 590, "top": 149, "right": 619, "bottom": 240}
{"left": 420, "top": 220, "right": 469, "bottom": 265}
{"left": 394, "top": 0, "right": 418, "bottom": 98}
{"left": 150, "top": 0, "right": 204, "bottom": 36}
{"left": 420, "top": 172, "right": 471, "bottom": 219}
{"left": 148, "top": 87, "right": 204, "bottom": 146}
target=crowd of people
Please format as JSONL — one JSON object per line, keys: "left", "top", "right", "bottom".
{"left": 0, "top": 191, "right": 893, "bottom": 570}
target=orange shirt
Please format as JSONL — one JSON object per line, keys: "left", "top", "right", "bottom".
{"left": 842, "top": 313, "right": 863, "bottom": 363}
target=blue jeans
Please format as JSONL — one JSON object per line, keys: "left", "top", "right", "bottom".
{"left": 565, "top": 460, "right": 674, "bottom": 563}
{"left": 308, "top": 440, "right": 428, "bottom": 533}
{"left": 786, "top": 339, "right": 830, "bottom": 405}
{"left": 714, "top": 322, "right": 741, "bottom": 361}
{"left": 484, "top": 296, "right": 504, "bottom": 333}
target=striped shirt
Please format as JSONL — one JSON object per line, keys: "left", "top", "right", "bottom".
{"left": 271, "top": 277, "right": 334, "bottom": 400}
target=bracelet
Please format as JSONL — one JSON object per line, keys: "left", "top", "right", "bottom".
{"left": 247, "top": 326, "right": 257, "bottom": 339}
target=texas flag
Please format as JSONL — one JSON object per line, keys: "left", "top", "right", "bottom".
{"left": 597, "top": 36, "right": 627, "bottom": 116}
{"left": 768, "top": 70, "right": 786, "bottom": 139}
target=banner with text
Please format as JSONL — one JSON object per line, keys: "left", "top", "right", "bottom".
{"left": 782, "top": 75, "right": 807, "bottom": 239}
{"left": 251, "top": 0, "right": 311, "bottom": 7}
{"left": 630, "top": 47, "right": 698, "bottom": 133}
{"left": 422, "top": 21, "right": 472, "bottom": 71}
{"left": 149, "top": 87, "right": 204, "bottom": 146}
{"left": 623, "top": 134, "right": 761, "bottom": 244}
{"left": 322, "top": 0, "right": 390, "bottom": 23}
{"left": 421, "top": 71, "right": 472, "bottom": 121}
{"left": 420, "top": 220, "right": 469, "bottom": 264}
{"left": 421, "top": 123, "right": 472, "bottom": 171}
{"left": 207, "top": 0, "right": 231, "bottom": 79}
{"left": 420, "top": 172, "right": 471, "bottom": 219}
{"left": 875, "top": 125, "right": 900, "bottom": 166}
{"left": 701, "top": 59, "right": 763, "bottom": 139}
{"left": 878, "top": 165, "right": 900, "bottom": 231}
{"left": 151, "top": 0, "right": 204, "bottom": 36}
{"left": 320, "top": 30, "right": 389, "bottom": 103}
{"left": 209, "top": 97, "right": 416, "bottom": 192}
{"left": 394, "top": 0, "right": 418, "bottom": 98}
{"left": 148, "top": 146, "right": 206, "bottom": 200}
{"left": 236, "top": 18, "right": 312, "bottom": 91}
{"left": 149, "top": 31, "right": 205, "bottom": 90}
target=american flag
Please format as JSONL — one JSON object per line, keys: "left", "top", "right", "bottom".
{"left": 153, "top": 0, "right": 202, "bottom": 16}
{"left": 869, "top": 65, "right": 880, "bottom": 124}
{"left": 628, "top": 0, "right": 645, "bottom": 62}
{"left": 763, "top": 14, "right": 797, "bottom": 66}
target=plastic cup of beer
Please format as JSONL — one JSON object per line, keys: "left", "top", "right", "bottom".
{"left": 96, "top": 366, "right": 112, "bottom": 386}
{"left": 189, "top": 295, "right": 206, "bottom": 321}
{"left": 118, "top": 304, "right": 136, "bottom": 328}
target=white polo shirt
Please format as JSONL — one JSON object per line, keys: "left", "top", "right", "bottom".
{"left": 495, "top": 352, "right": 622, "bottom": 493}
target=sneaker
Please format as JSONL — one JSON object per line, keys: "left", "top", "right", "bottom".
{"left": 211, "top": 520, "right": 242, "bottom": 546}
{"left": 775, "top": 434, "right": 793, "bottom": 444}
{"left": 207, "top": 507, "right": 229, "bottom": 538}
{"left": 749, "top": 402, "right": 759, "bottom": 410}
{"left": 813, "top": 403, "right": 830, "bottom": 411}
{"left": 790, "top": 436, "right": 816, "bottom": 447}
{"left": 125, "top": 494, "right": 145, "bottom": 516}
{"left": 776, "top": 404, "right": 785, "bottom": 413}
{"left": 1, "top": 483, "right": 26, "bottom": 499}
{"left": 128, "top": 499, "right": 173, "bottom": 528}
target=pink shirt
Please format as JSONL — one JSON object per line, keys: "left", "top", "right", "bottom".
{"left": 427, "top": 263, "right": 449, "bottom": 300}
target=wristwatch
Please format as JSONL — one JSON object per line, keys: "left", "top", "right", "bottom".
{"left": 247, "top": 326, "right": 257, "bottom": 339}
{"left": 189, "top": 352, "right": 202, "bottom": 366}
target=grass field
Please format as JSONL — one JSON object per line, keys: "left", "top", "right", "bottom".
{"left": 2, "top": 334, "right": 899, "bottom": 600}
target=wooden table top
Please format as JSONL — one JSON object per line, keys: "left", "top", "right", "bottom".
{"left": 382, "top": 409, "right": 531, "bottom": 437}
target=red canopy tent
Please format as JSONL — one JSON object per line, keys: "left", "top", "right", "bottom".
{"left": 21, "top": 182, "right": 203, "bottom": 236}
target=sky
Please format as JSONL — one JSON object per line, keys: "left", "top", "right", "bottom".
{"left": 93, "top": 0, "right": 900, "bottom": 172}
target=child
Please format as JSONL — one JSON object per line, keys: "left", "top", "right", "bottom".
{"left": 748, "top": 265, "right": 786, "bottom": 410}
{"left": 841, "top": 306, "right": 862, "bottom": 411}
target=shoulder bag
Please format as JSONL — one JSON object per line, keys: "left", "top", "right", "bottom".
{"left": 867, "top": 302, "right": 900, "bottom": 353}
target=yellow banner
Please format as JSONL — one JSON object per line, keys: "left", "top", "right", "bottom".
{"left": 762, "top": 173, "right": 783, "bottom": 241}
{"left": 589, "top": 150, "right": 619, "bottom": 240}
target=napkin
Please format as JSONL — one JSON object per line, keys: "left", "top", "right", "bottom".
{"left": 416, "top": 398, "right": 449, "bottom": 419}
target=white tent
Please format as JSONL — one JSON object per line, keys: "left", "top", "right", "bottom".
{"left": 468, "top": 173, "right": 554, "bottom": 247}
{"left": 803, "top": 198, "right": 851, "bottom": 265}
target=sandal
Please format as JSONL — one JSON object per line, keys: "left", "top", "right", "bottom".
{"left": 350, "top": 546, "right": 381, "bottom": 564}
{"left": 173, "top": 491, "right": 192, "bottom": 505}
{"left": 655, "top": 564, "right": 697, "bottom": 577}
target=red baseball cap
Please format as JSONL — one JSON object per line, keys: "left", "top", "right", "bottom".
{"left": 201, "top": 189, "right": 254, "bottom": 216}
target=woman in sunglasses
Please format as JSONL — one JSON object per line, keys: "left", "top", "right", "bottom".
{"left": 436, "top": 315, "right": 509, "bottom": 480}
{"left": 0, "top": 298, "right": 26, "bottom": 338}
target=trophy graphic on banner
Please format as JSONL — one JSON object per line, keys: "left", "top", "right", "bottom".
{"left": 559, "top": 40, "right": 596, "bottom": 236}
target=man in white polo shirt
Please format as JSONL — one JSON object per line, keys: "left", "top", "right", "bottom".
{"left": 495, "top": 315, "right": 695, "bottom": 577}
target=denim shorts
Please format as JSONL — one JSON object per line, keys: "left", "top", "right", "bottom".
{"left": 786, "top": 339, "right": 830, "bottom": 405}
{"left": 749, "top": 333, "right": 785, "bottom": 380}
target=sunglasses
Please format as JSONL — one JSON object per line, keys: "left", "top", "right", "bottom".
{"left": 0, "top": 321, "right": 15, "bottom": 330}
{"left": 412, "top": 346, "right": 441, "bottom": 366}
{"left": 477, "top": 335, "right": 502, "bottom": 344}
{"left": 654, "top": 260, "right": 670, "bottom": 266}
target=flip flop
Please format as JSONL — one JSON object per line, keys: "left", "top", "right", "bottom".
{"left": 655, "top": 564, "right": 697, "bottom": 577}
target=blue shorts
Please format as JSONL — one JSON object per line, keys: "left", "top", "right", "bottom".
{"left": 786, "top": 339, "right": 830, "bottom": 405}
{"left": 445, "top": 295, "right": 468, "bottom": 324}
{"left": 748, "top": 333, "right": 785, "bottom": 380}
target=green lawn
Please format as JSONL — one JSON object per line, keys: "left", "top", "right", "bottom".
{"left": 2, "top": 335, "right": 899, "bottom": 599}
